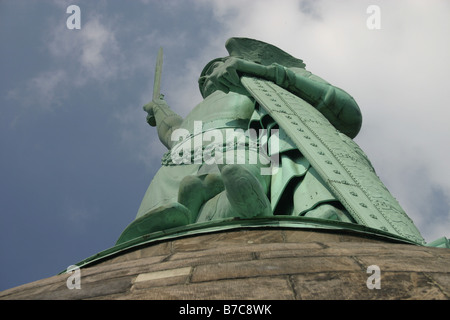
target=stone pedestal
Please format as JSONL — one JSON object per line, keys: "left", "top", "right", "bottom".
{"left": 1, "top": 229, "right": 449, "bottom": 300}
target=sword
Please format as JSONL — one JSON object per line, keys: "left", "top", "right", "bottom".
{"left": 153, "top": 47, "right": 163, "bottom": 101}
{"left": 147, "top": 47, "right": 163, "bottom": 126}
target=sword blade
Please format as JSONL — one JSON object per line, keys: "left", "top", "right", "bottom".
{"left": 152, "top": 47, "right": 163, "bottom": 101}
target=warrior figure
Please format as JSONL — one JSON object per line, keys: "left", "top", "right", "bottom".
{"left": 117, "top": 38, "right": 424, "bottom": 246}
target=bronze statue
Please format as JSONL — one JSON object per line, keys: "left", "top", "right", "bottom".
{"left": 116, "top": 38, "right": 425, "bottom": 246}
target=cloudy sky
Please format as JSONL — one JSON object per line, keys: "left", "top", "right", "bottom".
{"left": 1, "top": 0, "right": 449, "bottom": 291}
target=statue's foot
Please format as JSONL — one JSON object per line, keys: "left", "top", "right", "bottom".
{"left": 220, "top": 165, "right": 272, "bottom": 218}
{"left": 116, "top": 203, "right": 191, "bottom": 245}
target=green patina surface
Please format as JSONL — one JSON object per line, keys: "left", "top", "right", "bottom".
{"left": 68, "top": 38, "right": 449, "bottom": 273}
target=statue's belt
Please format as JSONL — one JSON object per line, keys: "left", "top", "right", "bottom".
{"left": 241, "top": 76, "right": 425, "bottom": 245}
{"left": 162, "top": 119, "right": 278, "bottom": 166}
{"left": 162, "top": 140, "right": 268, "bottom": 166}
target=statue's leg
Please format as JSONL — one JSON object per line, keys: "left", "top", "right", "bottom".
{"left": 178, "top": 175, "right": 206, "bottom": 222}
{"left": 178, "top": 173, "right": 225, "bottom": 222}
{"left": 203, "top": 173, "right": 225, "bottom": 199}
{"left": 220, "top": 164, "right": 272, "bottom": 218}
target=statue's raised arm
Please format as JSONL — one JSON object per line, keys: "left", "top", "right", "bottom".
{"left": 143, "top": 47, "right": 183, "bottom": 149}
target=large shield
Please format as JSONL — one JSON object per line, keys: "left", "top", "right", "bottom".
{"left": 241, "top": 76, "right": 425, "bottom": 245}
